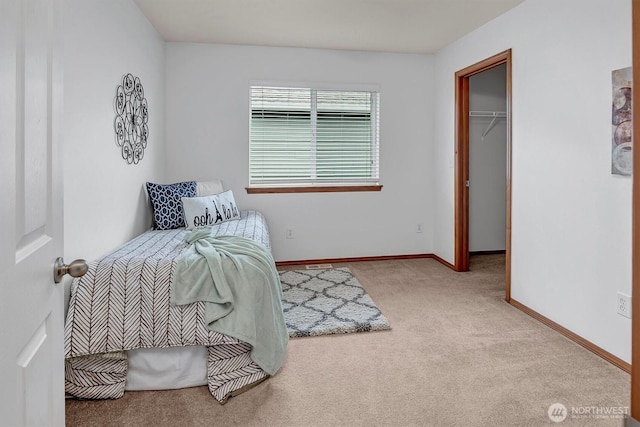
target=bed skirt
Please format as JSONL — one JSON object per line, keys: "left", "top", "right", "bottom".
{"left": 65, "top": 342, "right": 268, "bottom": 403}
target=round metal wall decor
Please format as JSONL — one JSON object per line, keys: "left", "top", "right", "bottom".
{"left": 113, "top": 73, "right": 148, "bottom": 164}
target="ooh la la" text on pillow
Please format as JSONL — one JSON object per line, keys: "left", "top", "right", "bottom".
{"left": 181, "top": 190, "right": 241, "bottom": 230}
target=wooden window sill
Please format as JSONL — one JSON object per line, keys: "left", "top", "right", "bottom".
{"left": 245, "top": 184, "right": 383, "bottom": 194}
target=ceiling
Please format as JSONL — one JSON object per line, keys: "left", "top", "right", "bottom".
{"left": 133, "top": 0, "right": 525, "bottom": 54}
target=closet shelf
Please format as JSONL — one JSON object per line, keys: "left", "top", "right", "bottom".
{"left": 469, "top": 111, "right": 507, "bottom": 139}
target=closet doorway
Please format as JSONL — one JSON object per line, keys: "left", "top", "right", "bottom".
{"left": 454, "top": 49, "right": 512, "bottom": 301}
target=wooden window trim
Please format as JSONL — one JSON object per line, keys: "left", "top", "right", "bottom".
{"left": 246, "top": 184, "right": 383, "bottom": 194}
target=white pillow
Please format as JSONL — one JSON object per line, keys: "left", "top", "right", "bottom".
{"left": 181, "top": 190, "right": 241, "bottom": 230}
{"left": 196, "top": 180, "right": 224, "bottom": 196}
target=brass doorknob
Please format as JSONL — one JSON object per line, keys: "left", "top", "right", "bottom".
{"left": 53, "top": 257, "right": 88, "bottom": 283}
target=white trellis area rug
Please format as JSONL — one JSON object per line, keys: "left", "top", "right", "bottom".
{"left": 279, "top": 267, "right": 391, "bottom": 338}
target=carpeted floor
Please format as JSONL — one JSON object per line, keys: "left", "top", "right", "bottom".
{"left": 65, "top": 255, "right": 630, "bottom": 426}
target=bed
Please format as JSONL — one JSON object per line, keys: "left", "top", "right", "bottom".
{"left": 64, "top": 181, "right": 287, "bottom": 404}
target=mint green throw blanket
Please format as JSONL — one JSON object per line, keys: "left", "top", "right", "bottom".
{"left": 171, "top": 228, "right": 288, "bottom": 375}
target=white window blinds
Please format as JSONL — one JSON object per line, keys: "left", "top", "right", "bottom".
{"left": 249, "top": 86, "right": 379, "bottom": 186}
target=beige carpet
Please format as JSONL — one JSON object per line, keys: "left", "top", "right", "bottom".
{"left": 65, "top": 255, "right": 630, "bottom": 426}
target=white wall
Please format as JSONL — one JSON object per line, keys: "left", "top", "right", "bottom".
{"left": 63, "top": 0, "right": 165, "bottom": 262}
{"left": 433, "top": 0, "right": 632, "bottom": 362}
{"left": 165, "top": 43, "right": 434, "bottom": 262}
{"left": 469, "top": 65, "right": 507, "bottom": 252}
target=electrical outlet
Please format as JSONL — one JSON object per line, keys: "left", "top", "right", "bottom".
{"left": 286, "top": 227, "right": 294, "bottom": 239}
{"left": 617, "top": 292, "right": 631, "bottom": 319}
{"left": 416, "top": 223, "right": 423, "bottom": 233}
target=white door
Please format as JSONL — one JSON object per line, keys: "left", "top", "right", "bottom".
{"left": 0, "top": 0, "right": 66, "bottom": 425}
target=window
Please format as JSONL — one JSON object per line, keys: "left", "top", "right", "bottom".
{"left": 249, "top": 85, "right": 380, "bottom": 191}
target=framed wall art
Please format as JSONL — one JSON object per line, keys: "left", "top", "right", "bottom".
{"left": 612, "top": 67, "right": 632, "bottom": 176}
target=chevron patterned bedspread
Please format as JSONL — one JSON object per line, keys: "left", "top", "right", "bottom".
{"left": 64, "top": 210, "right": 272, "bottom": 403}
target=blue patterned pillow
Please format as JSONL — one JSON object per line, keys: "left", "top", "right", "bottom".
{"left": 146, "top": 181, "right": 197, "bottom": 230}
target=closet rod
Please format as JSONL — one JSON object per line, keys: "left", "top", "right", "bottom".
{"left": 469, "top": 110, "right": 507, "bottom": 117}
{"left": 468, "top": 111, "right": 507, "bottom": 139}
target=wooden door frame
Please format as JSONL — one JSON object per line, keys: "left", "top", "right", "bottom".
{"left": 454, "top": 49, "right": 512, "bottom": 301}
{"left": 631, "top": 0, "right": 639, "bottom": 421}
